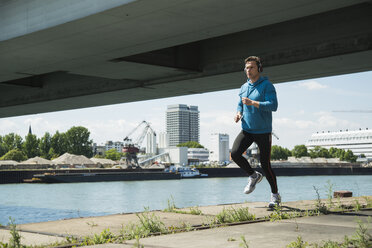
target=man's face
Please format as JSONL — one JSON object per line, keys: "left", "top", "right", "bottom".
{"left": 244, "top": 61, "right": 260, "bottom": 80}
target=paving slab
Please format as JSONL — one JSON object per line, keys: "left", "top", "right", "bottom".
{"left": 0, "top": 196, "right": 370, "bottom": 247}
{"left": 86, "top": 210, "right": 372, "bottom": 248}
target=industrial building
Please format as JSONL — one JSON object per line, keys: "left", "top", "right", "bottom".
{"left": 209, "top": 133, "right": 230, "bottom": 163}
{"left": 305, "top": 129, "right": 372, "bottom": 158}
{"left": 166, "top": 104, "right": 200, "bottom": 147}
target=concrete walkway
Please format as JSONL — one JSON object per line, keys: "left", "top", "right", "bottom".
{"left": 0, "top": 196, "right": 371, "bottom": 247}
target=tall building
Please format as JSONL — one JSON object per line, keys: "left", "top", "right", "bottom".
{"left": 209, "top": 133, "right": 229, "bottom": 163}
{"left": 166, "top": 104, "right": 200, "bottom": 147}
{"left": 306, "top": 128, "right": 372, "bottom": 158}
{"left": 146, "top": 131, "right": 157, "bottom": 154}
{"left": 158, "top": 132, "right": 169, "bottom": 149}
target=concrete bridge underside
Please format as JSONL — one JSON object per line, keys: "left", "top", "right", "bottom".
{"left": 0, "top": 0, "right": 371, "bottom": 118}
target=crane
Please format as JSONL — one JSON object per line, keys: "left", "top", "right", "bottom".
{"left": 122, "top": 121, "right": 156, "bottom": 167}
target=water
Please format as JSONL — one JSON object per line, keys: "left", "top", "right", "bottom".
{"left": 1, "top": 175, "right": 372, "bottom": 225}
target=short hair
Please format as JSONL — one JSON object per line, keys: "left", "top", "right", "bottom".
{"left": 244, "top": 56, "right": 262, "bottom": 70}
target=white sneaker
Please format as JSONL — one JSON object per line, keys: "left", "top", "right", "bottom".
{"left": 243, "top": 171, "right": 263, "bottom": 194}
{"left": 268, "top": 193, "right": 281, "bottom": 208}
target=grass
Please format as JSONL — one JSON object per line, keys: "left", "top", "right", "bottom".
{"left": 286, "top": 217, "right": 372, "bottom": 248}
{"left": 212, "top": 207, "right": 256, "bottom": 224}
{"left": 163, "top": 197, "right": 202, "bottom": 215}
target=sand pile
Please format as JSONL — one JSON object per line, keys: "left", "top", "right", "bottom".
{"left": 21, "top": 156, "right": 54, "bottom": 165}
{"left": 52, "top": 153, "right": 94, "bottom": 165}
{"left": 90, "top": 158, "right": 117, "bottom": 165}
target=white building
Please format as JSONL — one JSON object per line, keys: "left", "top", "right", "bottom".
{"left": 209, "top": 133, "right": 230, "bottom": 163}
{"left": 146, "top": 131, "right": 157, "bottom": 154}
{"left": 188, "top": 148, "right": 209, "bottom": 164}
{"left": 158, "top": 132, "right": 169, "bottom": 149}
{"left": 166, "top": 104, "right": 200, "bottom": 147}
{"left": 306, "top": 129, "right": 372, "bottom": 158}
{"left": 105, "top": 141, "right": 123, "bottom": 153}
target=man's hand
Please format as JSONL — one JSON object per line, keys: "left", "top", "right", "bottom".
{"left": 234, "top": 113, "right": 242, "bottom": 123}
{"left": 242, "top": 97, "right": 259, "bottom": 108}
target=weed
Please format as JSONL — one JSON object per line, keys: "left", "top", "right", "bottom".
{"left": 213, "top": 207, "right": 255, "bottom": 224}
{"left": 269, "top": 205, "right": 300, "bottom": 222}
{"left": 353, "top": 199, "right": 362, "bottom": 212}
{"left": 286, "top": 236, "right": 308, "bottom": 248}
{"left": 325, "top": 180, "right": 334, "bottom": 209}
{"left": 189, "top": 206, "right": 202, "bottom": 215}
{"left": 120, "top": 209, "right": 166, "bottom": 240}
{"left": 239, "top": 235, "right": 249, "bottom": 248}
{"left": 349, "top": 217, "right": 371, "bottom": 248}
{"left": 227, "top": 237, "right": 236, "bottom": 241}
{"left": 81, "top": 228, "right": 116, "bottom": 245}
{"left": 164, "top": 196, "right": 177, "bottom": 212}
{"left": 8, "top": 217, "right": 24, "bottom": 248}
{"left": 362, "top": 196, "right": 372, "bottom": 208}
{"left": 313, "top": 186, "right": 328, "bottom": 214}
{"left": 132, "top": 235, "right": 144, "bottom": 248}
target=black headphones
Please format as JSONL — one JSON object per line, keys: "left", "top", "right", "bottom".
{"left": 244, "top": 59, "right": 263, "bottom": 72}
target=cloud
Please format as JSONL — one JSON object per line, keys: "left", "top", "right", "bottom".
{"left": 296, "top": 80, "right": 328, "bottom": 90}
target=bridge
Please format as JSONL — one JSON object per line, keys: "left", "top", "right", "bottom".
{"left": 0, "top": 0, "right": 371, "bottom": 118}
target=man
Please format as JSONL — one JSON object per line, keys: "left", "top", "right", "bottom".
{"left": 231, "top": 56, "right": 280, "bottom": 208}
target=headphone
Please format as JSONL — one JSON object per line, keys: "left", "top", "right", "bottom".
{"left": 244, "top": 59, "right": 263, "bottom": 72}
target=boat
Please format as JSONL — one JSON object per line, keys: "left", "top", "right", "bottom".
{"left": 165, "top": 166, "right": 208, "bottom": 178}
{"left": 33, "top": 171, "right": 181, "bottom": 183}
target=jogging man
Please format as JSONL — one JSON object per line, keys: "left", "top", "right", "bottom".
{"left": 231, "top": 56, "right": 280, "bottom": 208}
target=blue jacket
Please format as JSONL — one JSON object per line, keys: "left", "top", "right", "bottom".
{"left": 237, "top": 76, "right": 278, "bottom": 134}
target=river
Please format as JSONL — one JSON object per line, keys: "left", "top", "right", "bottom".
{"left": 1, "top": 175, "right": 372, "bottom": 225}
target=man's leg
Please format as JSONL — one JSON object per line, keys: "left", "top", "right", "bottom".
{"left": 254, "top": 133, "right": 278, "bottom": 194}
{"left": 231, "top": 130, "right": 255, "bottom": 175}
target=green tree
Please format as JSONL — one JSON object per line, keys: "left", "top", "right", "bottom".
{"left": 0, "top": 136, "right": 8, "bottom": 157}
{"left": 105, "top": 148, "right": 122, "bottom": 161}
{"left": 23, "top": 133, "right": 40, "bottom": 158}
{"left": 65, "top": 126, "right": 93, "bottom": 157}
{"left": 0, "top": 148, "right": 27, "bottom": 162}
{"left": 343, "top": 149, "right": 357, "bottom": 162}
{"left": 39, "top": 132, "right": 52, "bottom": 159}
{"left": 177, "top": 141, "right": 204, "bottom": 148}
{"left": 271, "top": 145, "right": 291, "bottom": 160}
{"left": 292, "top": 145, "right": 308, "bottom": 158}
{"left": 309, "top": 146, "right": 330, "bottom": 158}
{"left": 3, "top": 133, "right": 23, "bottom": 153}
{"left": 51, "top": 131, "right": 67, "bottom": 156}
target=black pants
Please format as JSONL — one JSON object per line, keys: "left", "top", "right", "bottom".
{"left": 231, "top": 130, "right": 278, "bottom": 194}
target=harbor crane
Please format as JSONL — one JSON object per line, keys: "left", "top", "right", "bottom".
{"left": 122, "top": 121, "right": 156, "bottom": 168}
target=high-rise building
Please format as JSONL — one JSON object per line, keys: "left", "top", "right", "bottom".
{"left": 209, "top": 133, "right": 229, "bottom": 163}
{"left": 158, "top": 132, "right": 169, "bottom": 149}
{"left": 146, "top": 131, "right": 157, "bottom": 154}
{"left": 166, "top": 104, "right": 200, "bottom": 147}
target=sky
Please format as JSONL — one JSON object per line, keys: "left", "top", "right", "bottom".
{"left": 0, "top": 71, "right": 371, "bottom": 150}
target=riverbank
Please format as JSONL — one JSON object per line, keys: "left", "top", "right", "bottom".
{"left": 0, "top": 196, "right": 371, "bottom": 247}
{"left": 1, "top": 166, "right": 372, "bottom": 184}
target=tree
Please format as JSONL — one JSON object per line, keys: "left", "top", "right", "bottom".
{"left": 51, "top": 131, "right": 67, "bottom": 156}
{"left": 292, "top": 145, "right": 308, "bottom": 158}
{"left": 65, "top": 126, "right": 93, "bottom": 157}
{"left": 343, "top": 149, "right": 357, "bottom": 162}
{"left": 23, "top": 133, "right": 40, "bottom": 158}
{"left": 309, "top": 146, "right": 330, "bottom": 158}
{"left": 271, "top": 145, "right": 291, "bottom": 160}
{"left": 105, "top": 148, "right": 122, "bottom": 161}
{"left": 0, "top": 136, "right": 8, "bottom": 157}
{"left": 0, "top": 148, "right": 27, "bottom": 162}
{"left": 39, "top": 132, "right": 52, "bottom": 159}
{"left": 3, "top": 133, "right": 23, "bottom": 154}
{"left": 177, "top": 141, "right": 204, "bottom": 148}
